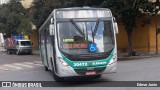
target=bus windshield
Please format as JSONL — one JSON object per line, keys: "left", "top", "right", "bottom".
{"left": 57, "top": 19, "right": 114, "bottom": 55}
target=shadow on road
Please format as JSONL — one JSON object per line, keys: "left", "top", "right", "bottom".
{"left": 47, "top": 72, "right": 113, "bottom": 87}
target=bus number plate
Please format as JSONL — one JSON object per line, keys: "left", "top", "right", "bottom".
{"left": 86, "top": 71, "right": 96, "bottom": 75}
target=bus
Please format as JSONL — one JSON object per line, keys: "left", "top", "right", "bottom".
{"left": 39, "top": 7, "right": 118, "bottom": 81}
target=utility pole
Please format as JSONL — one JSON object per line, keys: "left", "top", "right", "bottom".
{"left": 155, "top": 0, "right": 160, "bottom": 54}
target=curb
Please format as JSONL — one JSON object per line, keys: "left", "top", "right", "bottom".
{"left": 32, "top": 51, "right": 40, "bottom": 55}
{"left": 118, "top": 54, "right": 160, "bottom": 61}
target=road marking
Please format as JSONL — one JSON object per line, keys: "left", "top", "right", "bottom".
{"left": 23, "top": 62, "right": 43, "bottom": 66}
{"left": 33, "top": 61, "right": 42, "bottom": 64}
{"left": 3, "top": 64, "right": 22, "bottom": 70}
{"left": 0, "top": 61, "right": 43, "bottom": 72}
{"left": 13, "top": 63, "right": 34, "bottom": 68}
{"left": 0, "top": 66, "right": 10, "bottom": 71}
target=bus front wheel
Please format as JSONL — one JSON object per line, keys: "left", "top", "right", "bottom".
{"left": 51, "top": 59, "right": 64, "bottom": 82}
{"left": 44, "top": 66, "right": 49, "bottom": 71}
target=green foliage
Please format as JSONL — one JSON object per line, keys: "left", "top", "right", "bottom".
{"left": 16, "top": 17, "right": 32, "bottom": 35}
{"left": 103, "top": 0, "right": 157, "bottom": 55}
{"left": 30, "top": 0, "right": 60, "bottom": 29}
{"left": 30, "top": 0, "right": 105, "bottom": 29}
{"left": 0, "top": 0, "right": 31, "bottom": 37}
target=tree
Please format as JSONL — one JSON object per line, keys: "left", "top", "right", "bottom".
{"left": 102, "top": 0, "right": 156, "bottom": 56}
{"left": 16, "top": 17, "right": 32, "bottom": 35}
{"left": 30, "top": 0, "right": 62, "bottom": 29}
{"left": 30, "top": 0, "right": 157, "bottom": 55}
{"left": 30, "top": 0, "right": 105, "bottom": 29}
{"left": 0, "top": 0, "right": 32, "bottom": 37}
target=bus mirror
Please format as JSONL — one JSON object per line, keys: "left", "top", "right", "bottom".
{"left": 114, "top": 22, "right": 118, "bottom": 34}
{"left": 49, "top": 24, "right": 54, "bottom": 35}
{"left": 51, "top": 18, "right": 54, "bottom": 24}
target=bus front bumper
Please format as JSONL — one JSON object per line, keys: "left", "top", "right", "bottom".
{"left": 57, "top": 61, "right": 117, "bottom": 77}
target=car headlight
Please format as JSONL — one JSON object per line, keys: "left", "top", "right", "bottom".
{"left": 109, "top": 56, "right": 117, "bottom": 65}
{"left": 58, "top": 57, "right": 69, "bottom": 67}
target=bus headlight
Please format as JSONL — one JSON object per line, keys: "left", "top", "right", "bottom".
{"left": 58, "top": 57, "right": 69, "bottom": 67}
{"left": 109, "top": 56, "right": 117, "bottom": 65}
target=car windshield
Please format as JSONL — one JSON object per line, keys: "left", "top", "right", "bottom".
{"left": 57, "top": 19, "right": 114, "bottom": 55}
{"left": 20, "top": 41, "right": 31, "bottom": 46}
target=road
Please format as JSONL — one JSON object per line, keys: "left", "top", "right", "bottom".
{"left": 0, "top": 49, "right": 160, "bottom": 90}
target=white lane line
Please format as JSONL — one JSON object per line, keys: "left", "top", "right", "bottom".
{"left": 23, "top": 62, "right": 43, "bottom": 67}
{"left": 13, "top": 63, "right": 33, "bottom": 68}
{"left": 3, "top": 64, "right": 22, "bottom": 70}
{"left": 0, "top": 66, "right": 9, "bottom": 71}
{"left": 33, "top": 61, "right": 42, "bottom": 64}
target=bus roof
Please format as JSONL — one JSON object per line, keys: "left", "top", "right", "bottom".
{"left": 39, "top": 7, "right": 112, "bottom": 32}
{"left": 54, "top": 7, "right": 111, "bottom": 11}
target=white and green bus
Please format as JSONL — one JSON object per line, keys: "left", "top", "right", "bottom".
{"left": 39, "top": 7, "right": 118, "bottom": 81}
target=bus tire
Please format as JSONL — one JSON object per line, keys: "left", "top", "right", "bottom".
{"left": 51, "top": 59, "right": 64, "bottom": 82}
{"left": 87, "top": 74, "right": 102, "bottom": 78}
{"left": 44, "top": 66, "right": 49, "bottom": 71}
{"left": 93, "top": 74, "right": 102, "bottom": 78}
{"left": 53, "top": 69, "right": 64, "bottom": 82}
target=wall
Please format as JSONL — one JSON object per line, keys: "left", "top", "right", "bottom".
{"left": 149, "top": 16, "right": 160, "bottom": 52}
{"left": 116, "top": 24, "right": 128, "bottom": 51}
{"left": 30, "top": 30, "right": 39, "bottom": 50}
{"left": 117, "top": 16, "right": 160, "bottom": 53}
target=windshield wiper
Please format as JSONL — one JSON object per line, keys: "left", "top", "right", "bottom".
{"left": 70, "top": 19, "right": 85, "bottom": 36}
{"left": 93, "top": 19, "right": 100, "bottom": 36}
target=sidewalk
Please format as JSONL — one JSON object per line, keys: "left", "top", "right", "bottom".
{"left": 32, "top": 50, "right": 40, "bottom": 55}
{"left": 32, "top": 51, "right": 160, "bottom": 60}
{"left": 118, "top": 52, "right": 160, "bottom": 60}
{"left": 0, "top": 46, "right": 5, "bottom": 52}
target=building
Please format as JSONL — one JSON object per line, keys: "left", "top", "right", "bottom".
{"left": 0, "top": 0, "right": 10, "bottom": 4}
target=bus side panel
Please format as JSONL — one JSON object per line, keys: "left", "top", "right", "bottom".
{"left": 46, "top": 29, "right": 54, "bottom": 70}
{"left": 40, "top": 31, "right": 49, "bottom": 68}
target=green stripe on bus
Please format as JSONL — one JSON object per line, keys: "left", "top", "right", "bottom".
{"left": 60, "top": 50, "right": 114, "bottom": 69}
